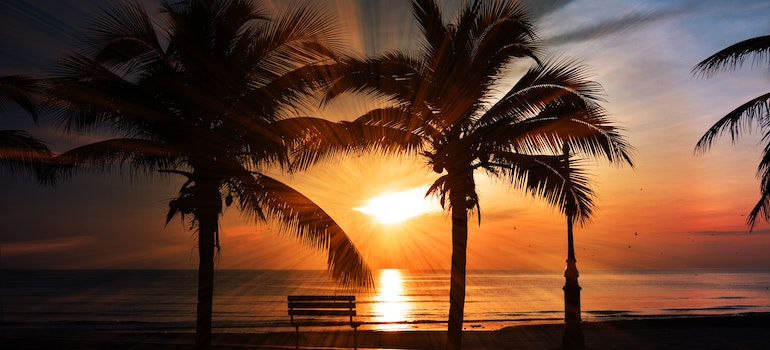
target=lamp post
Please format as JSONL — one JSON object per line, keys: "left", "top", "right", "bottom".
{"left": 562, "top": 144, "right": 585, "bottom": 349}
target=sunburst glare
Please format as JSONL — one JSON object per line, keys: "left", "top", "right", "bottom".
{"left": 355, "top": 186, "right": 441, "bottom": 224}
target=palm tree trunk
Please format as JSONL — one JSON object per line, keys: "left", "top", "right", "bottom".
{"left": 194, "top": 179, "right": 220, "bottom": 350}
{"left": 446, "top": 190, "right": 469, "bottom": 350}
{"left": 196, "top": 217, "right": 215, "bottom": 350}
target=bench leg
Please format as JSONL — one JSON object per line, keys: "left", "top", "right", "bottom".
{"left": 353, "top": 326, "right": 358, "bottom": 350}
{"left": 295, "top": 326, "right": 299, "bottom": 350}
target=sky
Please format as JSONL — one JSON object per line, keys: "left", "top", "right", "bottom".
{"left": 1, "top": 0, "right": 770, "bottom": 273}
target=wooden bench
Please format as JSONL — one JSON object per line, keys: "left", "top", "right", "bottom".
{"left": 287, "top": 295, "right": 360, "bottom": 349}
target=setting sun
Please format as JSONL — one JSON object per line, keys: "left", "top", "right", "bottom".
{"left": 355, "top": 186, "right": 441, "bottom": 224}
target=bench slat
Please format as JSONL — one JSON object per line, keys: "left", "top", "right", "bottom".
{"left": 288, "top": 295, "right": 355, "bottom": 302}
{"left": 289, "top": 310, "right": 355, "bottom": 317}
{"left": 289, "top": 301, "right": 355, "bottom": 309}
{"left": 291, "top": 321, "right": 360, "bottom": 327}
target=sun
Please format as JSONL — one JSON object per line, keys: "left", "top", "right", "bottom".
{"left": 355, "top": 186, "right": 441, "bottom": 224}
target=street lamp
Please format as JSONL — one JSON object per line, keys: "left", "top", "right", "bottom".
{"left": 562, "top": 144, "right": 585, "bottom": 349}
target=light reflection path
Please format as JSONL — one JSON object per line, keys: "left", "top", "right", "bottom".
{"left": 373, "top": 269, "right": 411, "bottom": 330}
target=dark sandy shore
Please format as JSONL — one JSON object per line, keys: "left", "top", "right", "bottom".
{"left": 3, "top": 313, "right": 769, "bottom": 349}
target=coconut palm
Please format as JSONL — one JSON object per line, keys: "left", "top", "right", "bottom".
{"left": 0, "top": 75, "right": 52, "bottom": 179}
{"left": 41, "top": 1, "right": 371, "bottom": 349}
{"left": 692, "top": 35, "right": 770, "bottom": 229}
{"left": 313, "top": 1, "right": 634, "bottom": 348}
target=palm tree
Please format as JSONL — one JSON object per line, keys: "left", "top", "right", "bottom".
{"left": 313, "top": 1, "right": 634, "bottom": 348}
{"left": 41, "top": 1, "right": 371, "bottom": 349}
{"left": 692, "top": 35, "right": 770, "bottom": 229}
{"left": 0, "top": 75, "right": 52, "bottom": 179}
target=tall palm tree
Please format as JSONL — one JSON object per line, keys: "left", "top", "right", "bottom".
{"left": 0, "top": 75, "right": 52, "bottom": 179}
{"left": 692, "top": 35, "right": 770, "bottom": 229}
{"left": 312, "top": 1, "right": 634, "bottom": 348}
{"left": 41, "top": 1, "right": 371, "bottom": 349}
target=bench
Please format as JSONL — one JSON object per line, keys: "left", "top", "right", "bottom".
{"left": 287, "top": 295, "right": 360, "bottom": 349}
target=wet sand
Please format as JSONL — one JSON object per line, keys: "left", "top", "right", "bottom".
{"left": 2, "top": 313, "right": 769, "bottom": 349}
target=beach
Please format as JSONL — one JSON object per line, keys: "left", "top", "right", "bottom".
{"left": 3, "top": 313, "right": 769, "bottom": 349}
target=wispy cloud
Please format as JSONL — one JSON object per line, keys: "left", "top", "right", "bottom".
{"left": 543, "top": 3, "right": 688, "bottom": 47}
{"left": 689, "top": 228, "right": 770, "bottom": 236}
{"left": 1, "top": 235, "right": 92, "bottom": 256}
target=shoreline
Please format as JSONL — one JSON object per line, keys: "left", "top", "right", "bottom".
{"left": 3, "top": 313, "right": 769, "bottom": 349}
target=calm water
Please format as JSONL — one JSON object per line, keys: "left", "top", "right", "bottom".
{"left": 2, "top": 269, "right": 769, "bottom": 332}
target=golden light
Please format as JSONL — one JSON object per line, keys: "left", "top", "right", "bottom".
{"left": 373, "top": 269, "right": 411, "bottom": 330}
{"left": 354, "top": 186, "right": 441, "bottom": 224}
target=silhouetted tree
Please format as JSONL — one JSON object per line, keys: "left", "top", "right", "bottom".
{"left": 693, "top": 35, "right": 770, "bottom": 229}
{"left": 41, "top": 1, "right": 371, "bottom": 349}
{"left": 0, "top": 75, "right": 52, "bottom": 179}
{"left": 311, "top": 1, "right": 634, "bottom": 349}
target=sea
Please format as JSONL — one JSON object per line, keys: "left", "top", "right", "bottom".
{"left": 2, "top": 269, "right": 770, "bottom": 333}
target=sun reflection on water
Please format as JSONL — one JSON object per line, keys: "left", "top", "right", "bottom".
{"left": 374, "top": 269, "right": 411, "bottom": 330}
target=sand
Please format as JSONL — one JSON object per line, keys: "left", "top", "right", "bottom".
{"left": 2, "top": 313, "right": 769, "bottom": 349}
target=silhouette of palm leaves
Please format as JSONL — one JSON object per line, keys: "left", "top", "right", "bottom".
{"left": 693, "top": 34, "right": 770, "bottom": 229}
{"left": 41, "top": 1, "right": 371, "bottom": 349}
{"left": 306, "top": 1, "right": 634, "bottom": 349}
{"left": 0, "top": 75, "right": 52, "bottom": 179}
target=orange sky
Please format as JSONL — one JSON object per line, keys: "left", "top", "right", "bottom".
{"left": 2, "top": 0, "right": 770, "bottom": 272}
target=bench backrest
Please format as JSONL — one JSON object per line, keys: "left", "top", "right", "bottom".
{"left": 287, "top": 295, "right": 356, "bottom": 326}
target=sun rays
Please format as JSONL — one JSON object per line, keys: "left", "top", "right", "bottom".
{"left": 355, "top": 186, "right": 442, "bottom": 224}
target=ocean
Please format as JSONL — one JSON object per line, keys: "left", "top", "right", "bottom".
{"left": 2, "top": 269, "right": 769, "bottom": 332}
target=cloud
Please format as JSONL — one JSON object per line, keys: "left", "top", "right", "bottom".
{"left": 543, "top": 3, "right": 688, "bottom": 47}
{"left": 1, "top": 235, "right": 92, "bottom": 256}
{"left": 521, "top": 0, "right": 579, "bottom": 21}
{"left": 689, "top": 228, "right": 770, "bottom": 236}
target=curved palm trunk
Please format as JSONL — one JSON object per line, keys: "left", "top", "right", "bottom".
{"left": 193, "top": 178, "right": 221, "bottom": 350}
{"left": 446, "top": 187, "right": 469, "bottom": 350}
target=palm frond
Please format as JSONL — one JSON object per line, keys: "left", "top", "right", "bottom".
{"left": 247, "top": 3, "right": 343, "bottom": 78}
{"left": 232, "top": 172, "right": 373, "bottom": 288}
{"left": 475, "top": 57, "right": 634, "bottom": 167}
{"left": 452, "top": 0, "right": 481, "bottom": 56}
{"left": 544, "top": 102, "right": 634, "bottom": 166}
{"left": 471, "top": 0, "right": 540, "bottom": 77}
{"left": 482, "top": 57, "right": 605, "bottom": 127}
{"left": 477, "top": 95, "right": 634, "bottom": 167}
{"left": 425, "top": 173, "right": 450, "bottom": 209}
{"left": 323, "top": 54, "right": 424, "bottom": 105}
{"left": 249, "top": 63, "right": 337, "bottom": 114}
{"left": 514, "top": 57, "right": 605, "bottom": 102}
{"left": 424, "top": 172, "right": 475, "bottom": 214}
{"left": 83, "top": 0, "right": 166, "bottom": 74}
{"left": 274, "top": 115, "right": 423, "bottom": 171}
{"left": 694, "top": 92, "right": 770, "bottom": 154}
{"left": 747, "top": 135, "right": 770, "bottom": 230}
{"left": 353, "top": 106, "right": 438, "bottom": 138}
{"left": 425, "top": 170, "right": 480, "bottom": 224}
{"left": 0, "top": 75, "right": 43, "bottom": 121}
{"left": 692, "top": 35, "right": 770, "bottom": 77}
{"left": 411, "top": 0, "right": 446, "bottom": 58}
{"left": 47, "top": 53, "right": 176, "bottom": 134}
{"left": 0, "top": 130, "right": 53, "bottom": 182}
{"left": 164, "top": 175, "right": 198, "bottom": 225}
{"left": 50, "top": 138, "right": 181, "bottom": 180}
{"left": 488, "top": 151, "right": 594, "bottom": 224}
